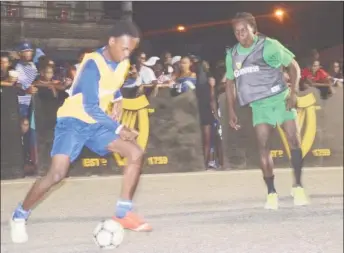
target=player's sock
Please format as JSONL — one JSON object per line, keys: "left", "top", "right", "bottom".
{"left": 115, "top": 200, "right": 133, "bottom": 218}
{"left": 291, "top": 148, "right": 303, "bottom": 187}
{"left": 264, "top": 175, "right": 276, "bottom": 194}
{"left": 12, "top": 203, "right": 31, "bottom": 220}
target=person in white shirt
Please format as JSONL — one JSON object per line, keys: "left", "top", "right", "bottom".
{"left": 136, "top": 52, "right": 157, "bottom": 85}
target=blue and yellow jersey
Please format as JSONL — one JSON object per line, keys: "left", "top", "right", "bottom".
{"left": 57, "top": 47, "right": 130, "bottom": 132}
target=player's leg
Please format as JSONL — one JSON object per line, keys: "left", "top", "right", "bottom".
{"left": 254, "top": 124, "right": 279, "bottom": 205}
{"left": 214, "top": 124, "right": 224, "bottom": 168}
{"left": 86, "top": 126, "right": 151, "bottom": 232}
{"left": 281, "top": 118, "right": 309, "bottom": 206}
{"left": 252, "top": 105, "right": 278, "bottom": 209}
{"left": 201, "top": 125, "right": 212, "bottom": 169}
{"left": 199, "top": 106, "right": 216, "bottom": 169}
{"left": 10, "top": 118, "right": 87, "bottom": 243}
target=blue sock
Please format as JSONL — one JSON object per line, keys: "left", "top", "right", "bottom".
{"left": 115, "top": 200, "right": 133, "bottom": 218}
{"left": 13, "top": 203, "right": 31, "bottom": 220}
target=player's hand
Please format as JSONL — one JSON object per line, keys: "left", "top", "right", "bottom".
{"left": 286, "top": 91, "right": 298, "bottom": 110}
{"left": 111, "top": 100, "right": 123, "bottom": 122}
{"left": 229, "top": 111, "right": 240, "bottom": 130}
{"left": 119, "top": 126, "right": 138, "bottom": 141}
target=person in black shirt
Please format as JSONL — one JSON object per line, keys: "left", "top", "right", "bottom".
{"left": 195, "top": 59, "right": 222, "bottom": 170}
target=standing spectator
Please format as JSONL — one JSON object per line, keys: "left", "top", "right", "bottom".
{"left": 135, "top": 52, "right": 158, "bottom": 97}
{"left": 136, "top": 52, "right": 157, "bottom": 85}
{"left": 161, "top": 51, "right": 173, "bottom": 74}
{"left": 301, "top": 60, "right": 334, "bottom": 99}
{"left": 14, "top": 42, "right": 38, "bottom": 117}
{"left": 170, "top": 55, "right": 181, "bottom": 81}
{"left": 1, "top": 52, "right": 16, "bottom": 85}
{"left": 20, "top": 117, "right": 33, "bottom": 170}
{"left": 33, "top": 65, "right": 65, "bottom": 99}
{"left": 121, "top": 64, "right": 142, "bottom": 98}
{"left": 32, "top": 48, "right": 45, "bottom": 65}
{"left": 171, "top": 56, "right": 196, "bottom": 96}
{"left": 329, "top": 61, "right": 343, "bottom": 87}
{"left": 195, "top": 60, "right": 222, "bottom": 170}
{"left": 152, "top": 60, "right": 172, "bottom": 84}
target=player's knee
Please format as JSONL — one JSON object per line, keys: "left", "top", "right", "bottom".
{"left": 52, "top": 171, "right": 66, "bottom": 184}
{"left": 48, "top": 165, "right": 68, "bottom": 184}
{"left": 47, "top": 169, "right": 67, "bottom": 184}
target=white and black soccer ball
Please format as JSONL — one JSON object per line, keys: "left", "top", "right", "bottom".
{"left": 93, "top": 219, "right": 125, "bottom": 250}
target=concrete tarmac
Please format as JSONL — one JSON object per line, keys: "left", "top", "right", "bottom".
{"left": 1, "top": 167, "right": 343, "bottom": 253}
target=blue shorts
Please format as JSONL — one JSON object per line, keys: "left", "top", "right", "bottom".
{"left": 51, "top": 117, "right": 119, "bottom": 162}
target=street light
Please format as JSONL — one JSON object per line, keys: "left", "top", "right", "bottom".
{"left": 274, "top": 8, "right": 285, "bottom": 22}
{"left": 177, "top": 25, "right": 186, "bottom": 32}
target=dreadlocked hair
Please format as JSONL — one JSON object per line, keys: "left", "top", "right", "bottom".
{"left": 232, "top": 12, "right": 258, "bottom": 34}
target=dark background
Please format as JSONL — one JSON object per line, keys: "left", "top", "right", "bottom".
{"left": 104, "top": 1, "right": 343, "bottom": 63}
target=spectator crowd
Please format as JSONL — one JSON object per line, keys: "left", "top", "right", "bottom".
{"left": 1, "top": 42, "right": 343, "bottom": 172}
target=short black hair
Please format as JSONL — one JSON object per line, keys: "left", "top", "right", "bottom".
{"left": 109, "top": 20, "right": 141, "bottom": 39}
{"left": 232, "top": 12, "right": 258, "bottom": 33}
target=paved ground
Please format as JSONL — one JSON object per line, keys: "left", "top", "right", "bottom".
{"left": 1, "top": 167, "right": 343, "bottom": 253}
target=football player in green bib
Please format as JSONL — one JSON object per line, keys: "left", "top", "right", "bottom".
{"left": 225, "top": 12, "right": 309, "bottom": 210}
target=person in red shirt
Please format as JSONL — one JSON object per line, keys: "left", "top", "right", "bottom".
{"left": 301, "top": 60, "right": 334, "bottom": 99}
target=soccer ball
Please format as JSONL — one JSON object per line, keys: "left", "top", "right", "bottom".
{"left": 93, "top": 219, "right": 125, "bottom": 249}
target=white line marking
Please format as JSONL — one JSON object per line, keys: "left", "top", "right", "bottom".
{"left": 1, "top": 167, "right": 342, "bottom": 186}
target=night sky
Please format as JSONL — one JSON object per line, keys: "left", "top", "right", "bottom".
{"left": 104, "top": 1, "right": 343, "bottom": 63}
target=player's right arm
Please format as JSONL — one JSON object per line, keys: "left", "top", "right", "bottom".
{"left": 225, "top": 51, "right": 240, "bottom": 130}
{"left": 78, "top": 60, "right": 123, "bottom": 133}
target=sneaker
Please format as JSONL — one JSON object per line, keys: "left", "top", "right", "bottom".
{"left": 113, "top": 211, "right": 152, "bottom": 232}
{"left": 264, "top": 192, "right": 279, "bottom": 210}
{"left": 207, "top": 161, "right": 220, "bottom": 171}
{"left": 291, "top": 186, "right": 310, "bottom": 206}
{"left": 10, "top": 217, "right": 28, "bottom": 243}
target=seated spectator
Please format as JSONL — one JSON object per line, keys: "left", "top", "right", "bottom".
{"left": 329, "top": 61, "right": 343, "bottom": 87}
{"left": 301, "top": 60, "right": 334, "bottom": 99}
{"left": 171, "top": 56, "right": 196, "bottom": 96}
{"left": 14, "top": 42, "right": 38, "bottom": 117}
